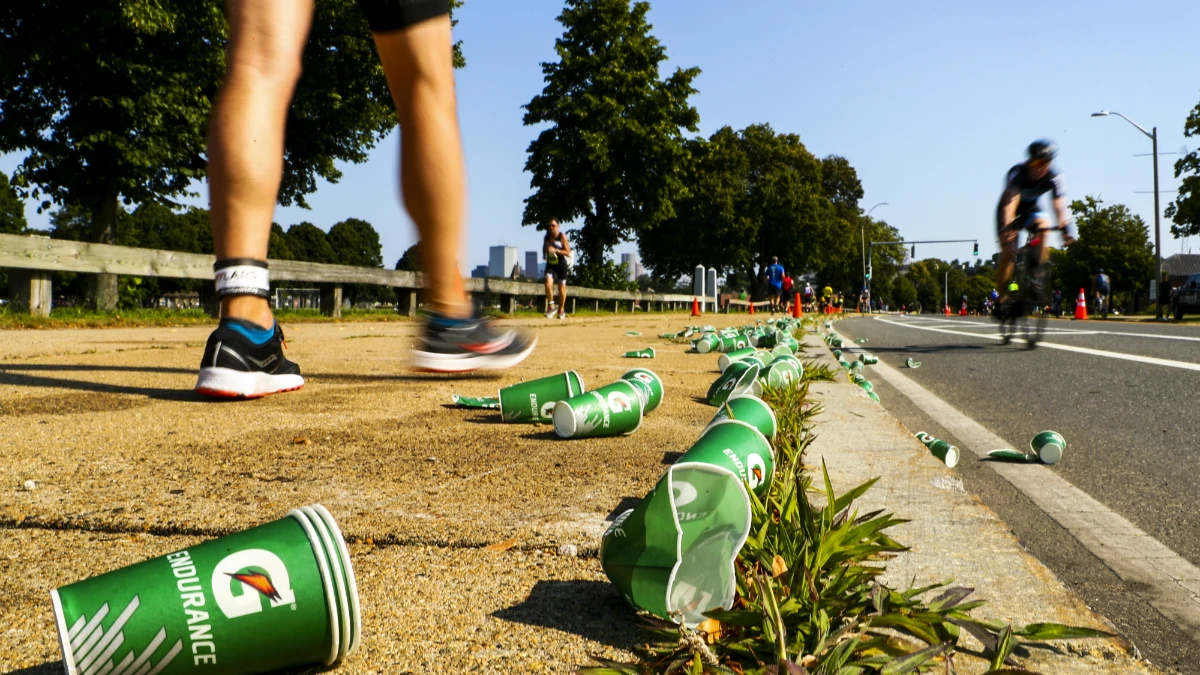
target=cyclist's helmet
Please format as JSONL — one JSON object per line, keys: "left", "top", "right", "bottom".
{"left": 1028, "top": 140, "right": 1057, "bottom": 163}
{"left": 1096, "top": 268, "right": 1104, "bottom": 274}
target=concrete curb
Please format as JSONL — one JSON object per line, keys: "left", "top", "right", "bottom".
{"left": 803, "top": 324, "right": 1160, "bottom": 673}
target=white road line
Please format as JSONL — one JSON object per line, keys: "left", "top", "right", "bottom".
{"left": 876, "top": 317, "right": 1200, "bottom": 373}
{"left": 902, "top": 316, "right": 1200, "bottom": 343}
{"left": 866, "top": 357, "right": 1200, "bottom": 636}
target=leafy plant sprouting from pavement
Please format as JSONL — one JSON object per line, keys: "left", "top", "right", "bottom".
{"left": 579, "top": 376, "right": 1114, "bottom": 675}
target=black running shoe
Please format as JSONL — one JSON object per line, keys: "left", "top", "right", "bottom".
{"left": 412, "top": 315, "right": 537, "bottom": 372}
{"left": 195, "top": 319, "right": 304, "bottom": 398}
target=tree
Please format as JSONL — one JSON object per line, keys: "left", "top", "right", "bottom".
{"left": 268, "top": 224, "right": 296, "bottom": 261}
{"left": 638, "top": 124, "right": 847, "bottom": 299}
{"left": 1057, "top": 196, "right": 1154, "bottom": 303}
{"left": 1166, "top": 96, "right": 1200, "bottom": 238}
{"left": 0, "top": 1, "right": 420, "bottom": 308}
{"left": 328, "top": 218, "right": 383, "bottom": 269}
{"left": 522, "top": 0, "right": 700, "bottom": 266}
{"left": 328, "top": 217, "right": 385, "bottom": 305}
{"left": 395, "top": 244, "right": 421, "bottom": 272}
{"left": 286, "top": 222, "right": 338, "bottom": 264}
{"left": 0, "top": 171, "right": 27, "bottom": 235}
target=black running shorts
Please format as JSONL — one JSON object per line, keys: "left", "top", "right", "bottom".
{"left": 356, "top": 0, "right": 449, "bottom": 33}
{"left": 545, "top": 260, "right": 570, "bottom": 282}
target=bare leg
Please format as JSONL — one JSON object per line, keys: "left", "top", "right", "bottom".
{"left": 207, "top": 0, "right": 315, "bottom": 326}
{"left": 372, "top": 17, "right": 469, "bottom": 318}
{"left": 557, "top": 282, "right": 567, "bottom": 317}
{"left": 996, "top": 228, "right": 1017, "bottom": 302}
{"left": 544, "top": 275, "right": 554, "bottom": 310}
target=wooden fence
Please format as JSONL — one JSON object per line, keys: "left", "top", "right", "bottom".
{"left": 0, "top": 233, "right": 713, "bottom": 318}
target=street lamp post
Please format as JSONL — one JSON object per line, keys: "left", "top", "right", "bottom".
{"left": 1092, "top": 111, "right": 1163, "bottom": 320}
{"left": 863, "top": 202, "right": 888, "bottom": 291}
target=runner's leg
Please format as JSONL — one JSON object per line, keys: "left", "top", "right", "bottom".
{"left": 372, "top": 15, "right": 469, "bottom": 318}
{"left": 207, "top": 0, "right": 315, "bottom": 327}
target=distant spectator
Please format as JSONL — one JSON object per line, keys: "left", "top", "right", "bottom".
{"left": 781, "top": 274, "right": 795, "bottom": 314}
{"left": 763, "top": 256, "right": 785, "bottom": 313}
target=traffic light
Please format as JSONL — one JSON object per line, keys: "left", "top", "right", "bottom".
{"left": 911, "top": 244, "right": 916, "bottom": 258}
{"left": 973, "top": 242, "right": 979, "bottom": 256}
{"left": 865, "top": 265, "right": 872, "bottom": 280}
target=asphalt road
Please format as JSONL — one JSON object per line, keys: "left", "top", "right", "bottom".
{"left": 834, "top": 314, "right": 1200, "bottom": 674}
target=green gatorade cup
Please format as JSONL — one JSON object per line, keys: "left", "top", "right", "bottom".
{"left": 770, "top": 344, "right": 793, "bottom": 360}
{"left": 706, "top": 361, "right": 761, "bottom": 407}
{"left": 599, "top": 462, "right": 751, "bottom": 628}
{"left": 451, "top": 394, "right": 499, "bottom": 409}
{"left": 859, "top": 353, "right": 878, "bottom": 365}
{"left": 51, "top": 505, "right": 359, "bottom": 675}
{"left": 623, "top": 347, "right": 655, "bottom": 359}
{"left": 621, "top": 368, "right": 664, "bottom": 414}
{"left": 685, "top": 419, "right": 775, "bottom": 497}
{"left": 832, "top": 349, "right": 843, "bottom": 359}
{"left": 915, "top": 432, "right": 960, "bottom": 468}
{"left": 1030, "top": 430, "right": 1066, "bottom": 465}
{"left": 553, "top": 380, "right": 644, "bottom": 438}
{"left": 695, "top": 334, "right": 720, "bottom": 354}
{"left": 856, "top": 380, "right": 874, "bottom": 393}
{"left": 717, "top": 348, "right": 757, "bottom": 373}
{"left": 770, "top": 354, "right": 804, "bottom": 379}
{"left": 498, "top": 371, "right": 585, "bottom": 423}
{"left": 838, "top": 360, "right": 852, "bottom": 370}
{"left": 705, "top": 394, "right": 777, "bottom": 442}
{"left": 759, "top": 361, "right": 799, "bottom": 389}
{"left": 743, "top": 351, "right": 772, "bottom": 369}
{"left": 867, "top": 391, "right": 880, "bottom": 403}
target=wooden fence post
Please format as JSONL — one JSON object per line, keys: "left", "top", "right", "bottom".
{"left": 7, "top": 270, "right": 52, "bottom": 317}
{"left": 320, "top": 284, "right": 343, "bottom": 318}
{"left": 397, "top": 289, "right": 417, "bottom": 318}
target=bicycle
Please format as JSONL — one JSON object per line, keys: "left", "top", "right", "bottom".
{"left": 997, "top": 230, "right": 1053, "bottom": 349}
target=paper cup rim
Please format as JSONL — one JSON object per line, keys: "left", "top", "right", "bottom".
{"left": 663, "top": 462, "right": 751, "bottom": 624}
{"left": 308, "top": 505, "right": 362, "bottom": 656}
{"left": 50, "top": 589, "right": 78, "bottom": 675}
{"left": 552, "top": 400, "right": 577, "bottom": 438}
{"left": 1037, "top": 442, "right": 1063, "bottom": 465}
{"left": 287, "top": 508, "right": 342, "bottom": 665}
{"left": 299, "top": 506, "right": 351, "bottom": 663}
{"left": 944, "top": 447, "right": 960, "bottom": 468}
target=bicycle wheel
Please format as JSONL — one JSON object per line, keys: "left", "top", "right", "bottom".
{"left": 1023, "top": 261, "right": 1050, "bottom": 349}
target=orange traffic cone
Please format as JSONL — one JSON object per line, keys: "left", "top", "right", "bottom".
{"left": 959, "top": 302, "right": 967, "bottom": 316}
{"left": 1074, "top": 288, "right": 1088, "bottom": 320}
{"left": 748, "top": 300, "right": 755, "bottom": 315}
{"left": 792, "top": 297, "right": 802, "bottom": 318}
{"left": 691, "top": 297, "right": 701, "bottom": 317}
{"left": 944, "top": 304, "right": 951, "bottom": 315}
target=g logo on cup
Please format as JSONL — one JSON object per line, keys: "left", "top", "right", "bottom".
{"left": 607, "top": 391, "right": 633, "bottom": 413}
{"left": 212, "top": 549, "right": 297, "bottom": 618}
{"left": 633, "top": 373, "right": 653, "bottom": 385}
{"left": 747, "top": 453, "right": 766, "bottom": 490}
{"left": 540, "top": 400, "right": 557, "bottom": 419}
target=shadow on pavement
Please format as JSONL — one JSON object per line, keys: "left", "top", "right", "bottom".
{"left": 605, "top": 497, "right": 641, "bottom": 521}
{"left": 2, "top": 662, "right": 64, "bottom": 675}
{"left": 660, "top": 451, "right": 682, "bottom": 464}
{"left": 0, "top": 370, "right": 203, "bottom": 402}
{"left": 491, "top": 579, "right": 642, "bottom": 652}
{"left": 0, "top": 364, "right": 193, "bottom": 374}
{"left": 863, "top": 344, "right": 993, "bottom": 355}
{"left": 312, "top": 372, "right": 504, "bottom": 383}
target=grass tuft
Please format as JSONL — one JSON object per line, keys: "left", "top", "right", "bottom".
{"left": 579, "top": 379, "right": 1114, "bottom": 675}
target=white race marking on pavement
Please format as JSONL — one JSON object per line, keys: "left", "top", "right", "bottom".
{"left": 905, "top": 316, "right": 1200, "bottom": 343}
{"left": 865, "top": 356, "right": 1200, "bottom": 635}
{"left": 877, "top": 317, "right": 1200, "bottom": 373}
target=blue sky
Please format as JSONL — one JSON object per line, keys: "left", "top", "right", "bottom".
{"left": 4, "top": 0, "right": 1199, "bottom": 275}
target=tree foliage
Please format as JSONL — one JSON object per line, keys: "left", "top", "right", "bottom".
{"left": 1053, "top": 196, "right": 1154, "bottom": 299}
{"left": 522, "top": 0, "right": 700, "bottom": 265}
{"left": 0, "top": 171, "right": 28, "bottom": 236}
{"left": 638, "top": 125, "right": 903, "bottom": 300}
{"left": 1166, "top": 95, "right": 1200, "bottom": 238}
{"left": 285, "top": 222, "right": 339, "bottom": 265}
{"left": 395, "top": 244, "right": 421, "bottom": 272}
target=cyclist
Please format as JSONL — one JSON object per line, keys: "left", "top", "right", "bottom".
{"left": 1092, "top": 268, "right": 1111, "bottom": 317}
{"left": 995, "top": 140, "right": 1076, "bottom": 310}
